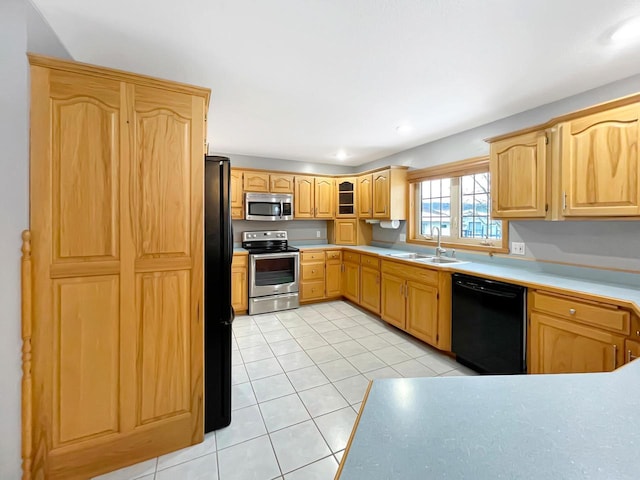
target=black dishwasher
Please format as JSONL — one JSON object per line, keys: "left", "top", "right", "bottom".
{"left": 451, "top": 273, "right": 526, "bottom": 374}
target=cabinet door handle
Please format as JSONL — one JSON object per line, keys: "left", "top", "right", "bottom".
{"left": 569, "top": 308, "right": 576, "bottom": 315}
{"left": 627, "top": 350, "right": 638, "bottom": 363}
{"left": 612, "top": 344, "right": 618, "bottom": 370}
{"left": 399, "top": 284, "right": 404, "bottom": 296}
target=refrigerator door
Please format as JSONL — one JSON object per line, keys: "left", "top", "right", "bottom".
{"left": 204, "top": 155, "right": 233, "bottom": 432}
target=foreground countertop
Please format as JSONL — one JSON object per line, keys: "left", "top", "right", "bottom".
{"left": 291, "top": 244, "right": 640, "bottom": 314}
{"left": 338, "top": 361, "right": 640, "bottom": 479}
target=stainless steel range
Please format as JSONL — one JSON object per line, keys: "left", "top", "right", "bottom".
{"left": 242, "top": 230, "right": 300, "bottom": 315}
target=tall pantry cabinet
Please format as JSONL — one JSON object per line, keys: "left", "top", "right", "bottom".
{"left": 23, "top": 55, "right": 210, "bottom": 480}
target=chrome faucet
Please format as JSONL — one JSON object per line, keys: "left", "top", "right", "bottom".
{"left": 432, "top": 226, "right": 447, "bottom": 257}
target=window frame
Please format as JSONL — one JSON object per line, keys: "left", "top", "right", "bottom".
{"left": 407, "top": 156, "right": 509, "bottom": 254}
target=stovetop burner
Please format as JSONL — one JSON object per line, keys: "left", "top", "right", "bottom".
{"left": 241, "top": 230, "right": 298, "bottom": 254}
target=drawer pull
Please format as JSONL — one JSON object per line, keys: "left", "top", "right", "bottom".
{"left": 569, "top": 308, "right": 576, "bottom": 315}
{"left": 627, "top": 350, "right": 639, "bottom": 363}
{"left": 636, "top": 330, "right": 640, "bottom": 337}
{"left": 312, "top": 269, "right": 316, "bottom": 274}
{"left": 613, "top": 344, "right": 617, "bottom": 370}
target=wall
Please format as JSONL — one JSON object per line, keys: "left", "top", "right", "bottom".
{"left": 217, "top": 152, "right": 355, "bottom": 176}
{"left": 363, "top": 74, "right": 640, "bottom": 271}
{"left": 0, "top": 2, "right": 72, "bottom": 478}
{"left": 233, "top": 219, "right": 328, "bottom": 245}
{"left": 0, "top": 1, "right": 28, "bottom": 477}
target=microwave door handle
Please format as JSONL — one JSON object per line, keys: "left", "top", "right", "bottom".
{"left": 280, "top": 201, "right": 283, "bottom": 219}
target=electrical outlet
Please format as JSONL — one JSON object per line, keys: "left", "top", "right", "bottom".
{"left": 316, "top": 230, "right": 321, "bottom": 238}
{"left": 511, "top": 242, "right": 525, "bottom": 255}
{"left": 399, "top": 233, "right": 406, "bottom": 242}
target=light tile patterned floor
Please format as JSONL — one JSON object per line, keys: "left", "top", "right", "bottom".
{"left": 94, "top": 300, "right": 476, "bottom": 480}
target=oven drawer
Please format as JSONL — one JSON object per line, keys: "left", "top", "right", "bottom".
{"left": 301, "top": 262, "right": 324, "bottom": 281}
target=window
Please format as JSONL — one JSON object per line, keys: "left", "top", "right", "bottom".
{"left": 408, "top": 157, "right": 508, "bottom": 252}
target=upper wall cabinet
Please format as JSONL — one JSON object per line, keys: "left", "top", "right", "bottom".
{"left": 560, "top": 104, "right": 640, "bottom": 217}
{"left": 358, "top": 174, "right": 373, "bottom": 217}
{"left": 241, "top": 171, "right": 295, "bottom": 193}
{"left": 230, "top": 169, "right": 244, "bottom": 219}
{"left": 294, "top": 176, "right": 335, "bottom": 219}
{"left": 371, "top": 168, "right": 408, "bottom": 220}
{"left": 490, "top": 131, "right": 548, "bottom": 218}
{"left": 336, "top": 177, "right": 356, "bottom": 217}
{"left": 487, "top": 95, "right": 640, "bottom": 220}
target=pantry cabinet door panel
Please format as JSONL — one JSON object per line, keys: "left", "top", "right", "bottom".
{"left": 136, "top": 271, "right": 191, "bottom": 425}
{"left": 135, "top": 107, "right": 191, "bottom": 259}
{"left": 53, "top": 276, "right": 120, "bottom": 446}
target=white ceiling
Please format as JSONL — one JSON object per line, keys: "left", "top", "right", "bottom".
{"left": 33, "top": 0, "right": 640, "bottom": 166}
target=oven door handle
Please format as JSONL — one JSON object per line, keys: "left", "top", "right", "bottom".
{"left": 250, "top": 252, "right": 299, "bottom": 261}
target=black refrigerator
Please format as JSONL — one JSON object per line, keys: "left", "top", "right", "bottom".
{"left": 204, "top": 155, "right": 234, "bottom": 432}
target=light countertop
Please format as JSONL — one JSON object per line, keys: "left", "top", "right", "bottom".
{"left": 291, "top": 244, "right": 640, "bottom": 314}
{"left": 338, "top": 360, "right": 640, "bottom": 479}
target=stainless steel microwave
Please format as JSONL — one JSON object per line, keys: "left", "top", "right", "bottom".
{"left": 245, "top": 192, "right": 294, "bottom": 221}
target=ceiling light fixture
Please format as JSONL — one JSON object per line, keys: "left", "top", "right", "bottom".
{"left": 335, "top": 150, "right": 348, "bottom": 161}
{"left": 611, "top": 16, "right": 640, "bottom": 44}
{"left": 396, "top": 124, "right": 413, "bottom": 135}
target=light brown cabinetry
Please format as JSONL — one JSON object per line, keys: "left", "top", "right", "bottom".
{"left": 372, "top": 168, "right": 408, "bottom": 219}
{"left": 357, "top": 174, "right": 373, "bottom": 217}
{"left": 243, "top": 171, "right": 270, "bottom": 192}
{"left": 488, "top": 97, "right": 640, "bottom": 220}
{"left": 230, "top": 169, "right": 244, "bottom": 219}
{"left": 26, "top": 55, "right": 209, "bottom": 479}
{"left": 325, "top": 251, "right": 342, "bottom": 298}
{"left": 231, "top": 254, "right": 248, "bottom": 313}
{"left": 560, "top": 103, "right": 640, "bottom": 217}
{"left": 270, "top": 174, "right": 295, "bottom": 193}
{"left": 380, "top": 261, "right": 440, "bottom": 345}
{"left": 625, "top": 339, "right": 640, "bottom": 365}
{"left": 360, "top": 255, "right": 380, "bottom": 315}
{"left": 294, "top": 176, "right": 335, "bottom": 219}
{"left": 489, "top": 131, "right": 548, "bottom": 218}
{"left": 530, "top": 291, "right": 630, "bottom": 374}
{"left": 300, "top": 251, "right": 326, "bottom": 302}
{"left": 342, "top": 252, "right": 360, "bottom": 303}
{"left": 336, "top": 178, "right": 357, "bottom": 217}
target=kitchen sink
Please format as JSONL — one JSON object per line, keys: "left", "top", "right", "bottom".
{"left": 387, "top": 252, "right": 432, "bottom": 259}
{"left": 417, "top": 256, "right": 463, "bottom": 264}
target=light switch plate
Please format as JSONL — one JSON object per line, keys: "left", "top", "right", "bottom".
{"left": 511, "top": 242, "right": 525, "bottom": 255}
{"left": 399, "top": 233, "right": 406, "bottom": 242}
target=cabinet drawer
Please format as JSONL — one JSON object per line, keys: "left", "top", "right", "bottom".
{"left": 531, "top": 291, "right": 630, "bottom": 334}
{"left": 232, "top": 254, "right": 248, "bottom": 267}
{"left": 326, "top": 250, "right": 342, "bottom": 261}
{"left": 343, "top": 251, "right": 361, "bottom": 263}
{"left": 360, "top": 254, "right": 380, "bottom": 269}
{"left": 381, "top": 260, "right": 438, "bottom": 285}
{"left": 301, "top": 281, "right": 325, "bottom": 300}
{"left": 301, "top": 251, "right": 325, "bottom": 262}
{"left": 301, "top": 262, "right": 324, "bottom": 281}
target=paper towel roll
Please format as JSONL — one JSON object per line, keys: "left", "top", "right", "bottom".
{"left": 379, "top": 220, "right": 400, "bottom": 229}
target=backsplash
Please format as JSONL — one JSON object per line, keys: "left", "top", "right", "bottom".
{"left": 232, "top": 219, "right": 328, "bottom": 244}
{"left": 371, "top": 220, "right": 640, "bottom": 272}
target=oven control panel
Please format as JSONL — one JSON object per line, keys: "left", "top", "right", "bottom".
{"left": 242, "top": 230, "right": 288, "bottom": 241}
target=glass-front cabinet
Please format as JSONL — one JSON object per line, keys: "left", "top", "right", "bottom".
{"left": 336, "top": 178, "right": 356, "bottom": 217}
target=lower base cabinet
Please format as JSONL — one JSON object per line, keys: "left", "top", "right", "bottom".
{"left": 406, "top": 281, "right": 438, "bottom": 345}
{"left": 381, "top": 273, "right": 405, "bottom": 329}
{"left": 530, "top": 312, "right": 625, "bottom": 373}
{"left": 360, "top": 265, "right": 381, "bottom": 314}
{"left": 231, "top": 254, "right": 248, "bottom": 313}
{"left": 325, "top": 251, "right": 342, "bottom": 298}
{"left": 342, "top": 258, "right": 360, "bottom": 304}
